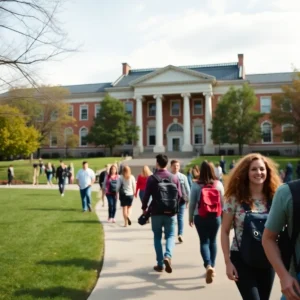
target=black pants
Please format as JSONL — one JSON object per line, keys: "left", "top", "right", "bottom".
{"left": 230, "top": 251, "right": 275, "bottom": 300}
{"left": 58, "top": 179, "right": 65, "bottom": 194}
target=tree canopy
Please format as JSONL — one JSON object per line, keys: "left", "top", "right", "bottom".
{"left": 87, "top": 95, "right": 139, "bottom": 154}
{"left": 270, "top": 73, "right": 300, "bottom": 146}
{"left": 0, "top": 105, "right": 40, "bottom": 157}
{"left": 211, "top": 84, "right": 263, "bottom": 155}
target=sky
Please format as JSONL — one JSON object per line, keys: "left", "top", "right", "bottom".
{"left": 8, "top": 0, "right": 300, "bottom": 86}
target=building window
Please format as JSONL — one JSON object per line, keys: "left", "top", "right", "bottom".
{"left": 148, "top": 127, "right": 156, "bottom": 145}
{"left": 169, "top": 123, "right": 183, "bottom": 132}
{"left": 80, "top": 127, "right": 88, "bottom": 146}
{"left": 51, "top": 110, "right": 58, "bottom": 121}
{"left": 125, "top": 102, "right": 133, "bottom": 115}
{"left": 95, "top": 104, "right": 101, "bottom": 118}
{"left": 148, "top": 102, "right": 156, "bottom": 117}
{"left": 64, "top": 127, "right": 73, "bottom": 143}
{"left": 193, "top": 100, "right": 203, "bottom": 115}
{"left": 68, "top": 105, "right": 73, "bottom": 117}
{"left": 281, "top": 100, "right": 292, "bottom": 112}
{"left": 260, "top": 97, "right": 271, "bottom": 113}
{"left": 36, "top": 110, "right": 44, "bottom": 122}
{"left": 282, "top": 124, "right": 294, "bottom": 143}
{"left": 194, "top": 126, "right": 203, "bottom": 144}
{"left": 50, "top": 133, "right": 58, "bottom": 147}
{"left": 261, "top": 122, "right": 272, "bottom": 143}
{"left": 170, "top": 101, "right": 180, "bottom": 116}
{"left": 80, "top": 105, "right": 88, "bottom": 120}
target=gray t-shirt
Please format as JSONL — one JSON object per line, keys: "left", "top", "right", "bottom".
{"left": 265, "top": 183, "right": 300, "bottom": 277}
{"left": 116, "top": 175, "right": 136, "bottom": 196}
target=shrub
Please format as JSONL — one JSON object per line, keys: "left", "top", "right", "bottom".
{"left": 88, "top": 153, "right": 96, "bottom": 158}
{"left": 96, "top": 152, "right": 105, "bottom": 157}
{"left": 41, "top": 153, "right": 50, "bottom": 159}
{"left": 52, "top": 153, "right": 61, "bottom": 159}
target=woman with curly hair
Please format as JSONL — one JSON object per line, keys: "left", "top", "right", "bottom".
{"left": 221, "top": 153, "right": 281, "bottom": 300}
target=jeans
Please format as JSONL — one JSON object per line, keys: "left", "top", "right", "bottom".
{"left": 80, "top": 186, "right": 92, "bottom": 211}
{"left": 177, "top": 203, "right": 185, "bottom": 236}
{"left": 106, "top": 194, "right": 117, "bottom": 218}
{"left": 151, "top": 215, "right": 176, "bottom": 267}
{"left": 58, "top": 179, "right": 65, "bottom": 194}
{"left": 46, "top": 173, "right": 52, "bottom": 182}
{"left": 231, "top": 251, "right": 275, "bottom": 300}
{"left": 194, "top": 215, "right": 221, "bottom": 268}
{"left": 139, "top": 190, "right": 145, "bottom": 202}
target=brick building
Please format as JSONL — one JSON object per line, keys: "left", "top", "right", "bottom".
{"left": 41, "top": 54, "right": 296, "bottom": 156}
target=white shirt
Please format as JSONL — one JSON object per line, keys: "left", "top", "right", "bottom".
{"left": 76, "top": 168, "right": 95, "bottom": 189}
{"left": 214, "top": 166, "right": 223, "bottom": 180}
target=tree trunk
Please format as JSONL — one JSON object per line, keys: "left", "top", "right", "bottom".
{"left": 238, "top": 143, "right": 243, "bottom": 155}
{"left": 110, "top": 146, "right": 113, "bottom": 156}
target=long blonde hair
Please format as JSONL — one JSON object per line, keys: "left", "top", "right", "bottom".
{"left": 122, "top": 165, "right": 131, "bottom": 180}
{"left": 225, "top": 153, "right": 281, "bottom": 205}
{"left": 141, "top": 165, "right": 152, "bottom": 177}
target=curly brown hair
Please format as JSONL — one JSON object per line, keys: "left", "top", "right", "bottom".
{"left": 225, "top": 153, "right": 281, "bottom": 205}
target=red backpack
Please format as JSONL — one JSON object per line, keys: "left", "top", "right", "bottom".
{"left": 198, "top": 181, "right": 222, "bottom": 217}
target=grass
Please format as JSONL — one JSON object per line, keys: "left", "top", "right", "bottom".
{"left": 0, "top": 157, "right": 122, "bottom": 184}
{"left": 186, "top": 156, "right": 300, "bottom": 174}
{"left": 0, "top": 189, "right": 103, "bottom": 300}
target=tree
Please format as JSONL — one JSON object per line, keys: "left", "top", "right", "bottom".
{"left": 0, "top": 0, "right": 77, "bottom": 92}
{"left": 0, "top": 105, "right": 40, "bottom": 157}
{"left": 211, "top": 84, "right": 263, "bottom": 155}
{"left": 65, "top": 134, "right": 79, "bottom": 157}
{"left": 4, "top": 86, "right": 75, "bottom": 148}
{"left": 270, "top": 73, "right": 300, "bottom": 149}
{"left": 87, "top": 94, "right": 139, "bottom": 155}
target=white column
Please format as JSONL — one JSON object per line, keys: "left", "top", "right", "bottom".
{"left": 203, "top": 91, "right": 215, "bottom": 154}
{"left": 135, "top": 96, "right": 144, "bottom": 153}
{"left": 153, "top": 94, "right": 165, "bottom": 153}
{"left": 181, "top": 92, "right": 193, "bottom": 152}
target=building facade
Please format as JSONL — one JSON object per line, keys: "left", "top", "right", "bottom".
{"left": 41, "top": 54, "right": 297, "bottom": 156}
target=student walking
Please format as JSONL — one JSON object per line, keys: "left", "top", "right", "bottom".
{"left": 117, "top": 166, "right": 136, "bottom": 227}
{"left": 142, "top": 154, "right": 182, "bottom": 273}
{"left": 189, "top": 161, "right": 224, "bottom": 284}
{"left": 263, "top": 179, "right": 300, "bottom": 300}
{"left": 103, "top": 165, "right": 119, "bottom": 223}
{"left": 7, "top": 165, "right": 14, "bottom": 186}
{"left": 170, "top": 159, "right": 190, "bottom": 243}
{"left": 221, "top": 153, "right": 281, "bottom": 300}
{"left": 135, "top": 165, "right": 152, "bottom": 202}
{"left": 32, "top": 162, "right": 39, "bottom": 185}
{"left": 56, "top": 160, "right": 68, "bottom": 197}
{"left": 99, "top": 164, "right": 110, "bottom": 207}
{"left": 76, "top": 161, "right": 95, "bottom": 212}
{"left": 45, "top": 162, "right": 53, "bottom": 186}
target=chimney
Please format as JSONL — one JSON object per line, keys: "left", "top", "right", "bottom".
{"left": 122, "top": 63, "right": 131, "bottom": 76}
{"left": 237, "top": 54, "right": 245, "bottom": 79}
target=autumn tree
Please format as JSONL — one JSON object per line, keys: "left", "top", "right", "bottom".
{"left": 270, "top": 73, "right": 300, "bottom": 149}
{"left": 0, "top": 0, "right": 77, "bottom": 92}
{"left": 87, "top": 94, "right": 139, "bottom": 155}
{"left": 211, "top": 84, "right": 263, "bottom": 155}
{"left": 4, "top": 86, "right": 75, "bottom": 150}
{"left": 0, "top": 105, "right": 40, "bottom": 157}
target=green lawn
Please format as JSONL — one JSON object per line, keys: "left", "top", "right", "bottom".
{"left": 0, "top": 189, "right": 103, "bottom": 300}
{"left": 0, "top": 157, "right": 122, "bottom": 184}
{"left": 186, "top": 156, "right": 300, "bottom": 175}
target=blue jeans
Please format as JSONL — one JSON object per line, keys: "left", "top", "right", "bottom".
{"left": 194, "top": 215, "right": 221, "bottom": 268}
{"left": 139, "top": 190, "right": 145, "bottom": 202}
{"left": 58, "top": 179, "right": 65, "bottom": 194}
{"left": 151, "top": 215, "right": 176, "bottom": 267}
{"left": 106, "top": 194, "right": 117, "bottom": 218}
{"left": 177, "top": 203, "right": 185, "bottom": 236}
{"left": 80, "top": 186, "right": 92, "bottom": 211}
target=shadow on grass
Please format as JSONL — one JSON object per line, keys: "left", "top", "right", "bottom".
{"left": 24, "top": 208, "right": 78, "bottom": 212}
{"left": 37, "top": 258, "right": 102, "bottom": 271}
{"left": 14, "top": 286, "right": 89, "bottom": 299}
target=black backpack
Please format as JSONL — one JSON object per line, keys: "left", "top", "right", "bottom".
{"left": 234, "top": 201, "right": 271, "bottom": 269}
{"left": 152, "top": 174, "right": 179, "bottom": 215}
{"left": 278, "top": 180, "right": 300, "bottom": 272}
{"left": 109, "top": 178, "right": 118, "bottom": 193}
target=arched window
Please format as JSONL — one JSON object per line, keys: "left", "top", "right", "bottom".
{"left": 80, "top": 127, "right": 88, "bottom": 146}
{"left": 64, "top": 127, "right": 73, "bottom": 144}
{"left": 261, "top": 122, "right": 272, "bottom": 143}
{"left": 168, "top": 123, "right": 183, "bottom": 132}
{"left": 282, "top": 124, "right": 294, "bottom": 143}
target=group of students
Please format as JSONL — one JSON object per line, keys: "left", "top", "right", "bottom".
{"left": 130, "top": 153, "right": 300, "bottom": 300}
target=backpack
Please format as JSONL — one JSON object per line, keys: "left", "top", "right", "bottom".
{"left": 198, "top": 181, "right": 222, "bottom": 217}
{"left": 179, "top": 175, "right": 188, "bottom": 203}
{"left": 278, "top": 180, "right": 300, "bottom": 271}
{"left": 234, "top": 202, "right": 271, "bottom": 269}
{"left": 152, "top": 174, "right": 179, "bottom": 215}
{"left": 109, "top": 178, "right": 118, "bottom": 193}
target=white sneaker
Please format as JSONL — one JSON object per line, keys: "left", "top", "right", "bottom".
{"left": 61, "top": 193, "right": 64, "bottom": 197}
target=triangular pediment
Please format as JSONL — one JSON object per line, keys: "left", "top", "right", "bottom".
{"left": 130, "top": 65, "right": 215, "bottom": 86}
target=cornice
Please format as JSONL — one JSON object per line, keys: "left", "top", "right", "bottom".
{"left": 132, "top": 79, "right": 214, "bottom": 88}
